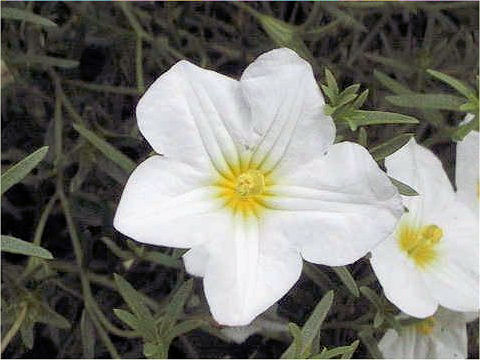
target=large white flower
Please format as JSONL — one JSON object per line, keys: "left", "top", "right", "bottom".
{"left": 371, "top": 138, "right": 479, "bottom": 319}
{"left": 114, "top": 48, "right": 403, "bottom": 326}
{"left": 456, "top": 114, "right": 479, "bottom": 215}
{"left": 379, "top": 308, "right": 477, "bottom": 359}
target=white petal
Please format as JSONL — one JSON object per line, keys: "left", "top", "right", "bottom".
{"left": 430, "top": 308, "right": 468, "bottom": 359}
{"left": 114, "top": 156, "right": 229, "bottom": 248}
{"left": 266, "top": 141, "right": 403, "bottom": 266}
{"left": 371, "top": 234, "right": 438, "bottom": 318}
{"left": 379, "top": 327, "right": 432, "bottom": 359}
{"left": 137, "top": 60, "right": 250, "bottom": 178}
{"left": 203, "top": 213, "right": 302, "bottom": 326}
{"left": 421, "top": 201, "right": 479, "bottom": 313}
{"left": 240, "top": 48, "right": 335, "bottom": 173}
{"left": 385, "top": 138, "right": 455, "bottom": 218}
{"left": 183, "top": 245, "right": 209, "bottom": 277}
{"left": 455, "top": 123, "right": 479, "bottom": 215}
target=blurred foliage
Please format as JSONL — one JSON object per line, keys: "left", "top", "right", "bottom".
{"left": 1, "top": 1, "right": 478, "bottom": 358}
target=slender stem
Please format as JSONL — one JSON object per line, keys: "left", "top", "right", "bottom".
{"left": 49, "top": 69, "right": 122, "bottom": 357}
{"left": 62, "top": 79, "right": 140, "bottom": 96}
{"left": 1, "top": 304, "right": 28, "bottom": 354}
{"left": 22, "top": 194, "right": 58, "bottom": 278}
{"left": 299, "top": 2, "right": 321, "bottom": 31}
{"left": 135, "top": 35, "right": 145, "bottom": 94}
{"left": 86, "top": 302, "right": 122, "bottom": 359}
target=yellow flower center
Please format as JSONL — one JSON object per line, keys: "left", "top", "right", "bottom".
{"left": 414, "top": 316, "right": 436, "bottom": 335}
{"left": 397, "top": 222, "right": 443, "bottom": 269}
{"left": 235, "top": 170, "right": 265, "bottom": 198}
{"left": 216, "top": 168, "right": 271, "bottom": 217}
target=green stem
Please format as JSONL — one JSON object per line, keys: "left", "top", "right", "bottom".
{"left": 63, "top": 79, "right": 140, "bottom": 96}
{"left": 22, "top": 194, "right": 58, "bottom": 278}
{"left": 50, "top": 70, "right": 122, "bottom": 357}
{"left": 135, "top": 35, "right": 145, "bottom": 94}
{"left": 1, "top": 303, "right": 28, "bottom": 354}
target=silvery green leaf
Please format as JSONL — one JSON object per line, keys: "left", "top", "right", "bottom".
{"left": 1, "top": 235, "right": 53, "bottom": 259}
{"left": 1, "top": 146, "right": 49, "bottom": 195}
{"left": 1, "top": 8, "right": 57, "bottom": 27}
{"left": 332, "top": 266, "right": 359, "bottom": 297}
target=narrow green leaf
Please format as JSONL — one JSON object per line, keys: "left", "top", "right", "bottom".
{"left": 160, "top": 279, "right": 193, "bottom": 335}
{"left": 63, "top": 79, "right": 141, "bottom": 96}
{"left": 373, "top": 70, "right": 411, "bottom": 95}
{"left": 358, "top": 127, "right": 367, "bottom": 147}
{"left": 303, "top": 263, "right": 334, "bottom": 292}
{"left": 20, "top": 320, "right": 34, "bottom": 349}
{"left": 386, "top": 94, "right": 465, "bottom": 111}
{"left": 167, "top": 319, "right": 204, "bottom": 342}
{"left": 143, "top": 342, "right": 167, "bottom": 359}
{"left": 114, "top": 274, "right": 152, "bottom": 320}
{"left": 34, "top": 298, "right": 71, "bottom": 329}
{"left": 113, "top": 308, "right": 140, "bottom": 331}
{"left": 1, "top": 146, "right": 49, "bottom": 195}
{"left": 325, "top": 6, "right": 366, "bottom": 32}
{"left": 369, "top": 133, "right": 414, "bottom": 161}
{"left": 346, "top": 110, "right": 419, "bottom": 130}
{"left": 340, "top": 84, "right": 361, "bottom": 99}
{"left": 427, "top": 69, "right": 476, "bottom": 99}
{"left": 373, "top": 311, "right": 384, "bottom": 328}
{"left": 282, "top": 323, "right": 303, "bottom": 359}
{"left": 325, "top": 68, "right": 339, "bottom": 96}
{"left": 80, "top": 310, "right": 95, "bottom": 359}
{"left": 321, "top": 84, "right": 337, "bottom": 104}
{"left": 353, "top": 89, "right": 369, "bottom": 109}
{"left": 389, "top": 176, "right": 419, "bottom": 196}
{"left": 359, "top": 286, "right": 382, "bottom": 310}
{"left": 365, "top": 53, "right": 414, "bottom": 75}
{"left": 114, "top": 274, "right": 157, "bottom": 342}
{"left": 312, "top": 340, "right": 359, "bottom": 359}
{"left": 332, "top": 266, "right": 359, "bottom": 297}
{"left": 459, "top": 102, "right": 478, "bottom": 113}
{"left": 1, "top": 8, "right": 57, "bottom": 27}
{"left": 9, "top": 54, "right": 79, "bottom": 69}
{"left": 341, "top": 340, "right": 360, "bottom": 359}
{"left": 282, "top": 291, "right": 334, "bottom": 359}
{"left": 73, "top": 123, "right": 136, "bottom": 173}
{"left": 335, "top": 93, "right": 358, "bottom": 108}
{"left": 257, "top": 15, "right": 314, "bottom": 65}
{"left": 142, "top": 251, "right": 182, "bottom": 269}
{"left": 358, "top": 330, "right": 382, "bottom": 359}
{"left": 1, "top": 235, "right": 53, "bottom": 259}
{"left": 452, "top": 115, "right": 479, "bottom": 141}
{"left": 383, "top": 313, "right": 403, "bottom": 335}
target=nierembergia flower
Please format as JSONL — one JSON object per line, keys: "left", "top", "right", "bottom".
{"left": 114, "top": 48, "right": 403, "bottom": 326}
{"left": 455, "top": 114, "right": 479, "bottom": 215}
{"left": 378, "top": 308, "right": 477, "bottom": 359}
{"left": 370, "top": 138, "right": 479, "bottom": 319}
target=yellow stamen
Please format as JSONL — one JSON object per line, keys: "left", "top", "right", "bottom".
{"left": 397, "top": 222, "right": 443, "bottom": 269}
{"left": 235, "top": 170, "right": 265, "bottom": 198}
{"left": 216, "top": 167, "right": 271, "bottom": 218}
{"left": 414, "top": 316, "right": 436, "bottom": 335}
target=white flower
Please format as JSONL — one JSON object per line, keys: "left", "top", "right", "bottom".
{"left": 379, "top": 308, "right": 478, "bottom": 359}
{"left": 114, "top": 48, "right": 403, "bottom": 326}
{"left": 371, "top": 138, "right": 479, "bottom": 318}
{"left": 456, "top": 113, "right": 479, "bottom": 215}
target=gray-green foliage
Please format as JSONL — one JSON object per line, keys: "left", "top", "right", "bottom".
{"left": 1, "top": 146, "right": 49, "bottom": 195}
{"left": 1, "top": 236, "right": 53, "bottom": 259}
{"left": 114, "top": 275, "right": 202, "bottom": 359}
{"left": 282, "top": 291, "right": 334, "bottom": 359}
